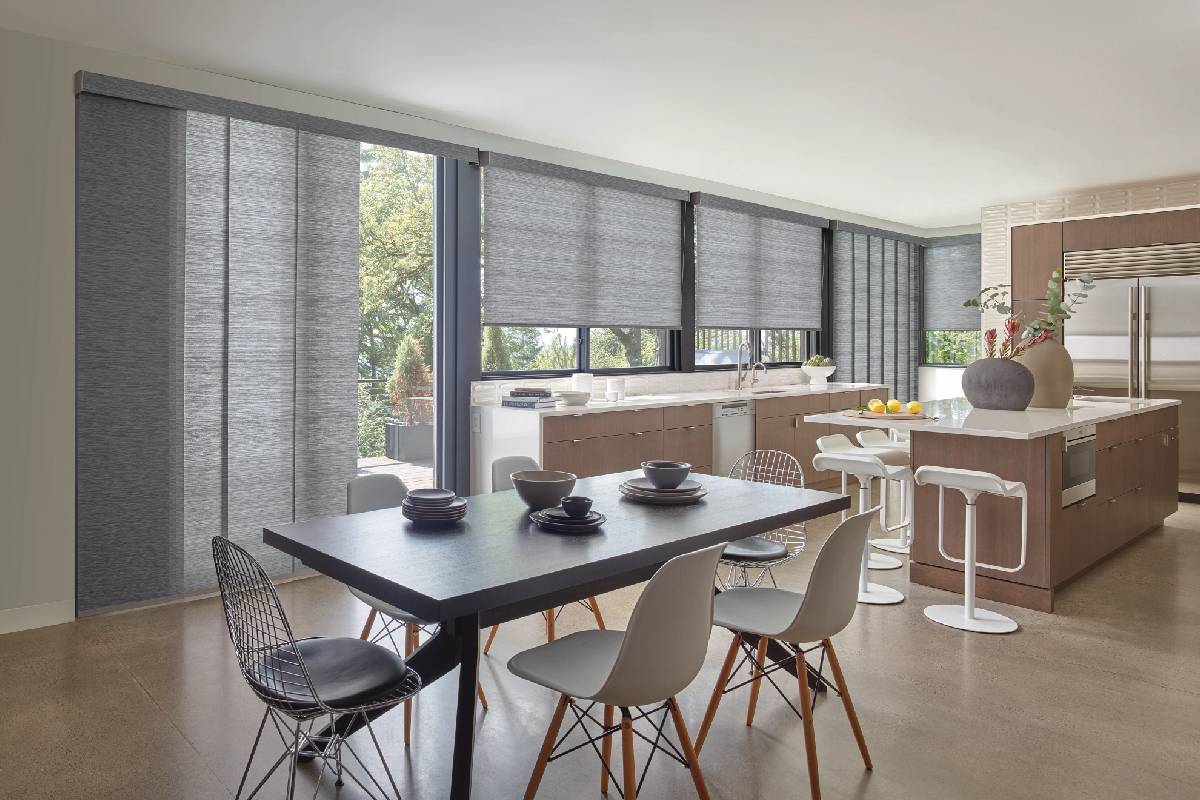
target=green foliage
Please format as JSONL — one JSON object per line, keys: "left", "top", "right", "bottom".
{"left": 1029, "top": 270, "right": 1095, "bottom": 336}
{"left": 924, "top": 330, "right": 981, "bottom": 365}
{"left": 803, "top": 354, "right": 834, "bottom": 367}
{"left": 388, "top": 335, "right": 432, "bottom": 424}
{"left": 589, "top": 328, "right": 664, "bottom": 368}
{"left": 356, "top": 382, "right": 389, "bottom": 458}
{"left": 963, "top": 284, "right": 1013, "bottom": 317}
{"left": 481, "top": 325, "right": 513, "bottom": 372}
{"left": 533, "top": 332, "right": 575, "bottom": 370}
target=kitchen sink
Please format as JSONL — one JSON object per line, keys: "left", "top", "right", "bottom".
{"left": 750, "top": 388, "right": 786, "bottom": 394}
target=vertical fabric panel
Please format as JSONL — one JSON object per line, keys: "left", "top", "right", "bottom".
{"left": 294, "top": 132, "right": 360, "bottom": 523}
{"left": 882, "top": 240, "right": 897, "bottom": 396}
{"left": 895, "top": 243, "right": 912, "bottom": 402}
{"left": 831, "top": 229, "right": 855, "bottom": 373}
{"left": 76, "top": 95, "right": 185, "bottom": 613}
{"left": 226, "top": 119, "right": 297, "bottom": 576}
{"left": 182, "top": 112, "right": 229, "bottom": 593}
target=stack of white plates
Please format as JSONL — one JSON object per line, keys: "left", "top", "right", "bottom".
{"left": 618, "top": 477, "right": 707, "bottom": 505}
{"left": 402, "top": 488, "right": 467, "bottom": 525}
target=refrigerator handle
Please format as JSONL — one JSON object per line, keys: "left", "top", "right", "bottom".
{"left": 1128, "top": 285, "right": 1140, "bottom": 398}
{"left": 1139, "top": 284, "right": 1150, "bottom": 399}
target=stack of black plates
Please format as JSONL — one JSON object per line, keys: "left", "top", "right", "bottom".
{"left": 402, "top": 488, "right": 467, "bottom": 525}
{"left": 619, "top": 477, "right": 707, "bottom": 505}
{"left": 530, "top": 506, "right": 606, "bottom": 534}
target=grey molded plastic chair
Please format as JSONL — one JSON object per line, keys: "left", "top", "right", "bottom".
{"left": 694, "top": 509, "right": 877, "bottom": 800}
{"left": 483, "top": 456, "right": 606, "bottom": 655}
{"left": 212, "top": 536, "right": 420, "bottom": 800}
{"left": 508, "top": 543, "right": 727, "bottom": 800}
{"left": 718, "top": 449, "right": 808, "bottom": 589}
{"left": 346, "top": 474, "right": 487, "bottom": 746}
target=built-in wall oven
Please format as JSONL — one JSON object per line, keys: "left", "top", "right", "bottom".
{"left": 1062, "top": 424, "right": 1097, "bottom": 507}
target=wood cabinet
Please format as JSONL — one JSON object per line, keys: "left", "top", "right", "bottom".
{"left": 540, "top": 404, "right": 713, "bottom": 479}
{"left": 1062, "top": 208, "right": 1200, "bottom": 252}
{"left": 1010, "top": 222, "right": 1063, "bottom": 301}
{"left": 754, "top": 389, "right": 885, "bottom": 487}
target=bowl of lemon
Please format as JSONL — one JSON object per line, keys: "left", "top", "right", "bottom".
{"left": 856, "top": 398, "right": 925, "bottom": 419}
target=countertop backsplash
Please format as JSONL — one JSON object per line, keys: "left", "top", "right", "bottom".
{"left": 470, "top": 367, "right": 812, "bottom": 405}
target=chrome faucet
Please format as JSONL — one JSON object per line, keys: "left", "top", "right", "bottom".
{"left": 735, "top": 341, "right": 752, "bottom": 390}
{"left": 749, "top": 361, "right": 768, "bottom": 388}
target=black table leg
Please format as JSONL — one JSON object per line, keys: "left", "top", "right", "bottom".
{"left": 449, "top": 612, "right": 481, "bottom": 800}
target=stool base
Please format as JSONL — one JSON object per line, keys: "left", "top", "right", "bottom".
{"left": 858, "top": 583, "right": 904, "bottom": 605}
{"left": 867, "top": 552, "right": 903, "bottom": 570}
{"left": 924, "top": 604, "right": 1018, "bottom": 634}
{"left": 869, "top": 537, "right": 910, "bottom": 555}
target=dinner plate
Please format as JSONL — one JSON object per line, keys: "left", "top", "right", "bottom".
{"left": 619, "top": 485, "right": 707, "bottom": 505}
{"left": 407, "top": 488, "right": 457, "bottom": 502}
{"left": 537, "top": 507, "right": 604, "bottom": 525}
{"left": 619, "top": 482, "right": 705, "bottom": 498}
{"left": 403, "top": 497, "right": 466, "bottom": 511}
{"left": 533, "top": 513, "right": 606, "bottom": 534}
{"left": 624, "top": 477, "right": 703, "bottom": 494}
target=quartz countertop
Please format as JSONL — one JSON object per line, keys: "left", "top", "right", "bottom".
{"left": 473, "top": 382, "right": 889, "bottom": 417}
{"left": 804, "top": 396, "right": 1181, "bottom": 440}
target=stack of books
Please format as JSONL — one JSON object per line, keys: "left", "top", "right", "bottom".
{"left": 501, "top": 387, "right": 557, "bottom": 409}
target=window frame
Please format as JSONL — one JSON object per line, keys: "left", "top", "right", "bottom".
{"left": 480, "top": 326, "right": 682, "bottom": 378}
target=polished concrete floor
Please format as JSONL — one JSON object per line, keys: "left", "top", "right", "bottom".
{"left": 3, "top": 502, "right": 1199, "bottom": 800}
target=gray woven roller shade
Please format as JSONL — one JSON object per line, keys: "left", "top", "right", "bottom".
{"left": 831, "top": 229, "right": 922, "bottom": 402}
{"left": 76, "top": 93, "right": 359, "bottom": 613}
{"left": 923, "top": 234, "right": 982, "bottom": 330}
{"left": 481, "top": 153, "right": 685, "bottom": 328}
{"left": 693, "top": 194, "right": 826, "bottom": 329}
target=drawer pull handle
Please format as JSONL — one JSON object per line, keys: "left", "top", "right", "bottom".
{"left": 571, "top": 439, "right": 582, "bottom": 444}
{"left": 633, "top": 431, "right": 644, "bottom": 437}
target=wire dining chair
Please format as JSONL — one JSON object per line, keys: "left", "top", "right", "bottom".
{"left": 212, "top": 537, "right": 421, "bottom": 800}
{"left": 719, "top": 449, "right": 809, "bottom": 589}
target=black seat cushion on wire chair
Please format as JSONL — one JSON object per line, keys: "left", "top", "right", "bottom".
{"left": 250, "top": 637, "right": 411, "bottom": 711}
{"left": 722, "top": 535, "right": 789, "bottom": 562}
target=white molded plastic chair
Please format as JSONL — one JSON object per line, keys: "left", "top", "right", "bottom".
{"left": 509, "top": 544, "right": 726, "bottom": 800}
{"left": 695, "top": 510, "right": 877, "bottom": 800}
{"left": 813, "top": 445, "right": 912, "bottom": 606}
{"left": 914, "top": 466, "right": 1028, "bottom": 634}
{"left": 855, "top": 430, "right": 913, "bottom": 554}
{"left": 815, "top": 435, "right": 906, "bottom": 572}
{"left": 346, "top": 474, "right": 487, "bottom": 746}
{"left": 483, "top": 456, "right": 606, "bottom": 655}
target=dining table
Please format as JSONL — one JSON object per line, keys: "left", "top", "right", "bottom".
{"left": 262, "top": 469, "right": 849, "bottom": 799}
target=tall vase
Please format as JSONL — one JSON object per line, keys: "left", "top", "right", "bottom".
{"left": 961, "top": 358, "right": 1035, "bottom": 411}
{"left": 1014, "top": 339, "right": 1074, "bottom": 408}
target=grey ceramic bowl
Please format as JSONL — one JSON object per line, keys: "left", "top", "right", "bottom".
{"left": 640, "top": 460, "right": 692, "bottom": 490}
{"left": 511, "top": 470, "right": 578, "bottom": 510}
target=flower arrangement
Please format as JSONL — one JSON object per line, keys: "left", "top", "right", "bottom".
{"left": 983, "top": 318, "right": 1053, "bottom": 359}
{"left": 966, "top": 268, "right": 1095, "bottom": 358}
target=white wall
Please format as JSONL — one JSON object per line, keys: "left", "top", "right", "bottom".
{"left": 0, "top": 25, "right": 977, "bottom": 633}
{"left": 918, "top": 366, "right": 965, "bottom": 402}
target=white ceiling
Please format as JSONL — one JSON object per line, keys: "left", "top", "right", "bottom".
{"left": 4, "top": 1, "right": 1199, "bottom": 228}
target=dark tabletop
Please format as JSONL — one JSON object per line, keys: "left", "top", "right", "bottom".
{"left": 264, "top": 470, "right": 849, "bottom": 623}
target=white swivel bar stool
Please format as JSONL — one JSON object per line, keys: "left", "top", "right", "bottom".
{"left": 856, "top": 429, "right": 913, "bottom": 555}
{"left": 913, "top": 466, "right": 1028, "bottom": 634}
{"left": 816, "top": 434, "right": 905, "bottom": 571}
{"left": 813, "top": 450, "right": 909, "bottom": 605}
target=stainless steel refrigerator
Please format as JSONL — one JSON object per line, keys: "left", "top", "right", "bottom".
{"left": 1064, "top": 274, "right": 1200, "bottom": 499}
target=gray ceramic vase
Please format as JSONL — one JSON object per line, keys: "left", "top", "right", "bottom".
{"left": 962, "top": 357, "right": 1035, "bottom": 411}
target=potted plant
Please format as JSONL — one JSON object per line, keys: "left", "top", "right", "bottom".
{"left": 384, "top": 335, "right": 434, "bottom": 462}
{"left": 964, "top": 270, "right": 1094, "bottom": 408}
{"left": 801, "top": 355, "right": 836, "bottom": 387}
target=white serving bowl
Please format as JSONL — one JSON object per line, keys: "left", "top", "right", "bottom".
{"left": 555, "top": 390, "right": 591, "bottom": 406}
{"left": 510, "top": 470, "right": 578, "bottom": 510}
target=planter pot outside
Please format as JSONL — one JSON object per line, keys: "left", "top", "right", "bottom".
{"left": 385, "top": 420, "right": 434, "bottom": 461}
{"left": 1014, "top": 339, "right": 1074, "bottom": 408}
{"left": 961, "top": 358, "right": 1035, "bottom": 411}
{"left": 802, "top": 365, "right": 836, "bottom": 387}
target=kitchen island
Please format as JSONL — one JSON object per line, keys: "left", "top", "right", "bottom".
{"left": 805, "top": 397, "right": 1181, "bottom": 612}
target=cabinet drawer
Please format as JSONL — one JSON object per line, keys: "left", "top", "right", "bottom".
{"left": 543, "top": 408, "right": 663, "bottom": 443}
{"left": 664, "top": 403, "right": 712, "bottom": 429}
{"left": 603, "top": 430, "right": 664, "bottom": 474}
{"left": 1096, "top": 418, "right": 1127, "bottom": 449}
{"left": 859, "top": 388, "right": 889, "bottom": 406}
{"left": 755, "top": 394, "right": 829, "bottom": 420}
{"left": 663, "top": 425, "right": 713, "bottom": 468}
{"left": 542, "top": 438, "right": 605, "bottom": 479}
{"left": 827, "top": 390, "right": 860, "bottom": 411}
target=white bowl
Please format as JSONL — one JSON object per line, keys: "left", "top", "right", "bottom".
{"left": 802, "top": 365, "right": 836, "bottom": 386}
{"left": 510, "top": 470, "right": 578, "bottom": 510}
{"left": 555, "top": 390, "right": 591, "bottom": 406}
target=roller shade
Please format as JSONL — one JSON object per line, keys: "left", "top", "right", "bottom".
{"left": 923, "top": 234, "right": 982, "bottom": 330}
{"left": 481, "top": 153, "right": 685, "bottom": 328}
{"left": 693, "top": 194, "right": 826, "bottom": 329}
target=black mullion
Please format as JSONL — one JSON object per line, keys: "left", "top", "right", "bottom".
{"left": 680, "top": 199, "right": 696, "bottom": 372}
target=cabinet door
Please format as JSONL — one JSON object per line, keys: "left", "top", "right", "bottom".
{"left": 1011, "top": 222, "right": 1063, "bottom": 301}
{"left": 1063, "top": 208, "right": 1200, "bottom": 252}
{"left": 603, "top": 430, "right": 664, "bottom": 474}
{"left": 755, "top": 414, "right": 797, "bottom": 459}
{"left": 663, "top": 424, "right": 713, "bottom": 469}
{"left": 542, "top": 437, "right": 603, "bottom": 478}
{"left": 797, "top": 417, "right": 830, "bottom": 484}
{"left": 1053, "top": 496, "right": 1099, "bottom": 584}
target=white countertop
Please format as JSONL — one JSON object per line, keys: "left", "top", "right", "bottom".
{"left": 805, "top": 396, "right": 1181, "bottom": 440}
{"left": 474, "top": 382, "right": 889, "bottom": 417}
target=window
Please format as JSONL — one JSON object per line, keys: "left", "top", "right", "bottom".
{"left": 760, "top": 329, "right": 819, "bottom": 364}
{"left": 588, "top": 328, "right": 671, "bottom": 369}
{"left": 695, "top": 328, "right": 751, "bottom": 366}
{"left": 482, "top": 326, "right": 578, "bottom": 372}
{"left": 923, "top": 330, "right": 980, "bottom": 366}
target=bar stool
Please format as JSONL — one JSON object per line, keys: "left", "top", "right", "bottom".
{"left": 856, "top": 429, "right": 913, "bottom": 555}
{"left": 913, "top": 466, "right": 1028, "bottom": 634}
{"left": 815, "top": 435, "right": 904, "bottom": 571}
{"left": 812, "top": 449, "right": 909, "bottom": 605}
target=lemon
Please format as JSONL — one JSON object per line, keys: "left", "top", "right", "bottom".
{"left": 886, "top": 398, "right": 902, "bottom": 413}
{"left": 867, "top": 399, "right": 885, "bottom": 413}
{"left": 907, "top": 400, "right": 923, "bottom": 415}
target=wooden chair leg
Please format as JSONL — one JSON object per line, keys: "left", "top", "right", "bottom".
{"left": 746, "top": 636, "right": 770, "bottom": 726}
{"left": 795, "top": 647, "right": 822, "bottom": 800}
{"left": 403, "top": 623, "right": 417, "bottom": 747}
{"left": 600, "top": 704, "right": 614, "bottom": 795}
{"left": 523, "top": 694, "right": 570, "bottom": 800}
{"left": 483, "top": 624, "right": 500, "bottom": 655}
{"left": 359, "top": 608, "right": 377, "bottom": 640}
{"left": 668, "top": 698, "right": 710, "bottom": 800}
{"left": 545, "top": 609, "right": 556, "bottom": 642}
{"left": 476, "top": 680, "right": 489, "bottom": 711}
{"left": 620, "top": 709, "right": 637, "bottom": 800}
{"left": 823, "top": 638, "right": 872, "bottom": 770}
{"left": 588, "top": 596, "right": 607, "bottom": 630}
{"left": 695, "top": 633, "right": 740, "bottom": 753}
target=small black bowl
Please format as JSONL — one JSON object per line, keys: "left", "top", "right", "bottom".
{"left": 560, "top": 496, "right": 593, "bottom": 519}
{"left": 641, "top": 460, "right": 692, "bottom": 490}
